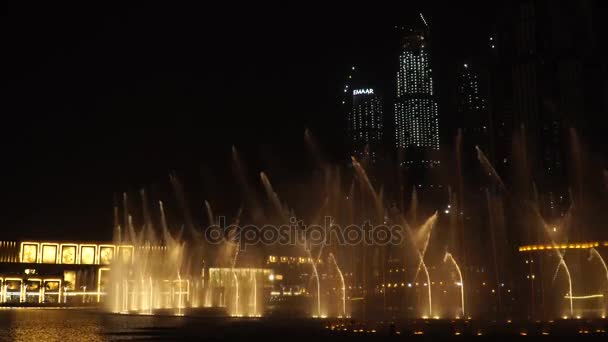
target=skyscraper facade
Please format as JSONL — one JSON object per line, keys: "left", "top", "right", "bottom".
{"left": 458, "top": 63, "right": 488, "bottom": 139}
{"left": 394, "top": 27, "right": 440, "bottom": 168}
{"left": 458, "top": 62, "right": 490, "bottom": 160}
{"left": 343, "top": 68, "right": 384, "bottom": 164}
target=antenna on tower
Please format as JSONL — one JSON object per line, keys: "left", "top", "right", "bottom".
{"left": 419, "top": 13, "right": 428, "bottom": 27}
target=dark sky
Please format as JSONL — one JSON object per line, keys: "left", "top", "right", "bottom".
{"left": 1, "top": 3, "right": 497, "bottom": 240}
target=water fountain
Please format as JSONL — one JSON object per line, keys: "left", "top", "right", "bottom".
{"left": 404, "top": 213, "right": 437, "bottom": 318}
{"left": 95, "top": 124, "right": 608, "bottom": 323}
{"left": 329, "top": 253, "right": 346, "bottom": 318}
{"left": 444, "top": 252, "right": 464, "bottom": 318}
{"left": 308, "top": 250, "right": 322, "bottom": 317}
{"left": 589, "top": 248, "right": 608, "bottom": 289}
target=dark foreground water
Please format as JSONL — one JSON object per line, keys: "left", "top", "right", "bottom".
{"left": 0, "top": 309, "right": 607, "bottom": 341}
{"left": 0, "top": 309, "right": 332, "bottom": 341}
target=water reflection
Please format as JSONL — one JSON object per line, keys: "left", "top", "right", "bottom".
{"left": 0, "top": 309, "right": 185, "bottom": 341}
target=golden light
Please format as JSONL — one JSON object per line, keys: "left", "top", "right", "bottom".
{"left": 564, "top": 294, "right": 604, "bottom": 300}
{"left": 41, "top": 243, "right": 59, "bottom": 264}
{"left": 97, "top": 267, "right": 110, "bottom": 302}
{"left": 80, "top": 245, "right": 97, "bottom": 264}
{"left": 99, "top": 245, "right": 115, "bottom": 265}
{"left": 518, "top": 241, "right": 607, "bottom": 252}
{"left": 20, "top": 242, "right": 40, "bottom": 263}
{"left": 60, "top": 244, "right": 78, "bottom": 264}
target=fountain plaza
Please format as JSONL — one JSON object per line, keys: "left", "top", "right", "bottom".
{"left": 0, "top": 129, "right": 606, "bottom": 339}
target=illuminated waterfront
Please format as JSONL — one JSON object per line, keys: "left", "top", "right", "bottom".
{"left": 2, "top": 2, "right": 608, "bottom": 340}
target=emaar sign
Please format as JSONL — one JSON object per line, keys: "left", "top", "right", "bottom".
{"left": 353, "top": 88, "right": 374, "bottom": 96}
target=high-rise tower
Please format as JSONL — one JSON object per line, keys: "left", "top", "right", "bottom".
{"left": 394, "top": 24, "right": 440, "bottom": 169}
{"left": 457, "top": 62, "right": 490, "bottom": 155}
{"left": 343, "top": 67, "right": 384, "bottom": 164}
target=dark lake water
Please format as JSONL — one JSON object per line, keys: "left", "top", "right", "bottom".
{"left": 1, "top": 309, "right": 607, "bottom": 341}
{"left": 0, "top": 309, "right": 330, "bottom": 341}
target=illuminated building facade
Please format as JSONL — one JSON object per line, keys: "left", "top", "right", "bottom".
{"left": 393, "top": 22, "right": 445, "bottom": 217}
{"left": 0, "top": 240, "right": 133, "bottom": 305}
{"left": 343, "top": 67, "right": 384, "bottom": 164}
{"left": 394, "top": 27, "right": 440, "bottom": 167}
{"left": 0, "top": 240, "right": 309, "bottom": 312}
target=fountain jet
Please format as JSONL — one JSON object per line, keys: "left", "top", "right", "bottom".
{"left": 444, "top": 252, "right": 465, "bottom": 318}
{"left": 589, "top": 248, "right": 608, "bottom": 303}
{"left": 551, "top": 253, "right": 574, "bottom": 317}
{"left": 329, "top": 253, "right": 346, "bottom": 318}
{"left": 405, "top": 224, "right": 433, "bottom": 317}
{"left": 308, "top": 249, "right": 322, "bottom": 317}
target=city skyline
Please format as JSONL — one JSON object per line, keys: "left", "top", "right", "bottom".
{"left": 1, "top": 3, "right": 606, "bottom": 240}
{"left": 1, "top": 3, "right": 608, "bottom": 338}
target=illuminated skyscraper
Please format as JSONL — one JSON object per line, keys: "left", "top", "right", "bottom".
{"left": 394, "top": 25, "right": 440, "bottom": 168}
{"left": 343, "top": 67, "right": 383, "bottom": 164}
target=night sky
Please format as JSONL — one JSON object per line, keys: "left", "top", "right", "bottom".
{"left": 0, "top": 3, "right": 522, "bottom": 240}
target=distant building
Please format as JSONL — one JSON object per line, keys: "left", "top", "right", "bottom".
{"left": 491, "top": 0, "right": 606, "bottom": 223}
{"left": 458, "top": 63, "right": 490, "bottom": 152}
{"left": 457, "top": 61, "right": 493, "bottom": 188}
{"left": 343, "top": 67, "right": 384, "bottom": 164}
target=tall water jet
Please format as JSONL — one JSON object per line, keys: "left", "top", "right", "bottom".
{"left": 534, "top": 208, "right": 575, "bottom": 318}
{"left": 123, "top": 192, "right": 129, "bottom": 237}
{"left": 551, "top": 253, "right": 574, "bottom": 317}
{"left": 148, "top": 276, "right": 154, "bottom": 314}
{"left": 304, "top": 128, "right": 324, "bottom": 167}
{"left": 405, "top": 224, "right": 433, "bottom": 317}
{"left": 329, "top": 253, "right": 346, "bottom": 318}
{"left": 413, "top": 213, "right": 438, "bottom": 283}
{"left": 260, "top": 172, "right": 288, "bottom": 222}
{"left": 308, "top": 249, "right": 322, "bottom": 317}
{"left": 204, "top": 200, "right": 214, "bottom": 227}
{"left": 140, "top": 189, "right": 157, "bottom": 241}
{"left": 177, "top": 273, "right": 184, "bottom": 316}
{"left": 230, "top": 232, "right": 241, "bottom": 316}
{"left": 351, "top": 156, "right": 382, "bottom": 220}
{"left": 202, "top": 200, "right": 215, "bottom": 309}
{"left": 419, "top": 250, "right": 432, "bottom": 318}
{"left": 113, "top": 203, "right": 121, "bottom": 243}
{"left": 476, "top": 146, "right": 507, "bottom": 193}
{"left": 159, "top": 201, "right": 169, "bottom": 233}
{"left": 231, "top": 270, "right": 239, "bottom": 316}
{"left": 589, "top": 248, "right": 608, "bottom": 296}
{"left": 251, "top": 272, "right": 258, "bottom": 316}
{"left": 444, "top": 252, "right": 465, "bottom": 318}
